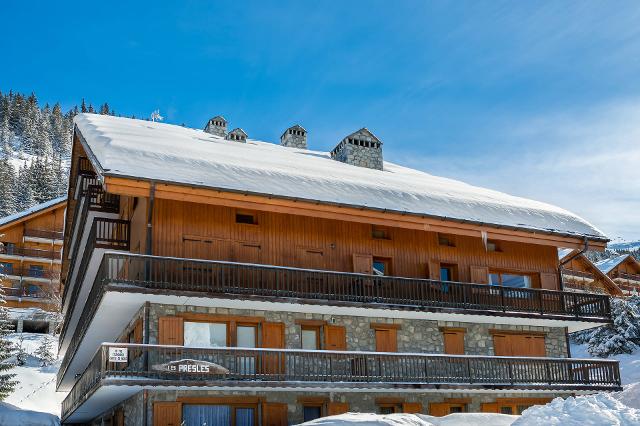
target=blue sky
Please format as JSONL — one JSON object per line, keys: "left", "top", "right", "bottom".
{"left": 1, "top": 1, "right": 639, "bottom": 241}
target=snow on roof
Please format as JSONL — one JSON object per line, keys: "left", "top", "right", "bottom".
{"left": 595, "top": 254, "right": 634, "bottom": 274}
{"left": 558, "top": 248, "right": 575, "bottom": 260}
{"left": 74, "top": 113, "right": 606, "bottom": 241}
{"left": 0, "top": 196, "right": 66, "bottom": 229}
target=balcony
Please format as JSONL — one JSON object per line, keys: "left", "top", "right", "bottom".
{"left": 23, "top": 228, "right": 64, "bottom": 244}
{"left": 2, "top": 285, "right": 55, "bottom": 300}
{"left": 615, "top": 272, "right": 640, "bottom": 284}
{"left": 61, "top": 343, "right": 621, "bottom": 423}
{"left": 561, "top": 268, "right": 595, "bottom": 281}
{"left": 1, "top": 265, "right": 59, "bottom": 282}
{"left": 0, "top": 245, "right": 62, "bottom": 262}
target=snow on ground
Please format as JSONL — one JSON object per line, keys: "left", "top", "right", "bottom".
{"left": 571, "top": 342, "right": 640, "bottom": 385}
{"left": 0, "top": 402, "right": 59, "bottom": 426}
{"left": 4, "top": 333, "right": 63, "bottom": 418}
{"left": 300, "top": 412, "right": 517, "bottom": 426}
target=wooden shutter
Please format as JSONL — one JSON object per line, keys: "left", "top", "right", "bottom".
{"left": 324, "top": 325, "right": 347, "bottom": 350}
{"left": 375, "top": 328, "right": 397, "bottom": 352}
{"left": 526, "top": 336, "right": 546, "bottom": 357}
{"left": 443, "top": 330, "right": 465, "bottom": 355}
{"left": 158, "top": 317, "right": 184, "bottom": 346}
{"left": 153, "top": 402, "right": 182, "bottom": 426}
{"left": 262, "top": 322, "right": 285, "bottom": 375}
{"left": 429, "top": 403, "right": 450, "bottom": 417}
{"left": 493, "top": 334, "right": 511, "bottom": 356}
{"left": 402, "top": 402, "right": 422, "bottom": 414}
{"left": 328, "top": 402, "right": 350, "bottom": 416}
{"left": 262, "top": 402, "right": 288, "bottom": 426}
{"left": 470, "top": 266, "right": 489, "bottom": 284}
{"left": 428, "top": 260, "right": 441, "bottom": 280}
{"left": 114, "top": 408, "right": 124, "bottom": 426}
{"left": 481, "top": 402, "right": 499, "bottom": 413}
{"left": 540, "top": 272, "right": 558, "bottom": 290}
{"left": 353, "top": 254, "right": 372, "bottom": 274}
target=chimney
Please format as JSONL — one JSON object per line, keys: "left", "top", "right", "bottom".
{"left": 204, "top": 115, "right": 227, "bottom": 137}
{"left": 330, "top": 128, "right": 383, "bottom": 170}
{"left": 280, "top": 124, "right": 307, "bottom": 149}
{"left": 226, "top": 128, "right": 248, "bottom": 143}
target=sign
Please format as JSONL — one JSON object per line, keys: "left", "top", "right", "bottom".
{"left": 152, "top": 359, "right": 229, "bottom": 375}
{"left": 108, "top": 347, "right": 128, "bottom": 363}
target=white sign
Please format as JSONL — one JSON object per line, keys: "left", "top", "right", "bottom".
{"left": 108, "top": 347, "right": 128, "bottom": 363}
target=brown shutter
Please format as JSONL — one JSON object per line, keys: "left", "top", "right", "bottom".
{"left": 428, "top": 260, "right": 441, "bottom": 280}
{"left": 481, "top": 403, "right": 499, "bottom": 413}
{"left": 540, "top": 272, "right": 558, "bottom": 290}
{"left": 375, "top": 328, "right": 397, "bottom": 352}
{"left": 353, "top": 254, "right": 372, "bottom": 274}
{"left": 262, "top": 402, "right": 288, "bottom": 426}
{"left": 402, "top": 402, "right": 422, "bottom": 414}
{"left": 158, "top": 317, "right": 184, "bottom": 345}
{"left": 153, "top": 402, "right": 182, "bottom": 426}
{"left": 328, "top": 402, "right": 350, "bottom": 416}
{"left": 443, "top": 330, "right": 465, "bottom": 355}
{"left": 429, "top": 403, "right": 450, "bottom": 416}
{"left": 324, "top": 325, "right": 347, "bottom": 350}
{"left": 527, "top": 336, "right": 546, "bottom": 357}
{"left": 493, "top": 334, "right": 511, "bottom": 356}
{"left": 470, "top": 266, "right": 489, "bottom": 284}
{"left": 262, "top": 322, "right": 285, "bottom": 348}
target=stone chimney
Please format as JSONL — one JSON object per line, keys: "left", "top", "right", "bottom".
{"left": 226, "top": 128, "right": 248, "bottom": 143}
{"left": 330, "top": 128, "right": 383, "bottom": 170}
{"left": 204, "top": 115, "right": 227, "bottom": 137}
{"left": 280, "top": 124, "right": 307, "bottom": 149}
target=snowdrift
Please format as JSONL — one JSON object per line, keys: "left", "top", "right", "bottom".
{"left": 0, "top": 402, "right": 59, "bottom": 426}
{"left": 299, "top": 412, "right": 517, "bottom": 426}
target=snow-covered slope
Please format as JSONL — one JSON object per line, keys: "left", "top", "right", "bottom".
{"left": 300, "top": 412, "right": 517, "bottom": 426}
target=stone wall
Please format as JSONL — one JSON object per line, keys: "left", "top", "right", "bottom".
{"left": 330, "top": 129, "right": 383, "bottom": 170}
{"left": 145, "top": 303, "right": 568, "bottom": 357}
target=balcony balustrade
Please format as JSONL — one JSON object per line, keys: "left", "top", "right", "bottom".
{"left": 0, "top": 245, "right": 62, "bottom": 261}
{"left": 23, "top": 229, "right": 64, "bottom": 241}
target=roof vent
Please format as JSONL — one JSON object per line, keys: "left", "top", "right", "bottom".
{"left": 280, "top": 124, "right": 307, "bottom": 149}
{"left": 330, "top": 128, "right": 383, "bottom": 170}
{"left": 226, "top": 128, "right": 248, "bottom": 143}
{"left": 204, "top": 115, "right": 227, "bottom": 137}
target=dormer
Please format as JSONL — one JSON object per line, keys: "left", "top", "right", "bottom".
{"left": 280, "top": 124, "right": 307, "bottom": 149}
{"left": 204, "top": 115, "right": 227, "bottom": 137}
{"left": 330, "top": 128, "right": 383, "bottom": 170}
{"left": 226, "top": 128, "right": 248, "bottom": 143}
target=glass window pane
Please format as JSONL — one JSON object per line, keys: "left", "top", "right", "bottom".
{"left": 489, "top": 273, "right": 500, "bottom": 285}
{"left": 301, "top": 329, "right": 318, "bottom": 350}
{"left": 373, "top": 260, "right": 386, "bottom": 275}
{"left": 237, "top": 326, "right": 256, "bottom": 348}
{"left": 183, "top": 405, "right": 230, "bottom": 426}
{"left": 235, "top": 408, "right": 254, "bottom": 426}
{"left": 500, "top": 406, "right": 513, "bottom": 415}
{"left": 449, "top": 406, "right": 463, "bottom": 413}
{"left": 184, "top": 322, "right": 227, "bottom": 347}
{"left": 303, "top": 406, "right": 322, "bottom": 421}
{"left": 502, "top": 274, "right": 531, "bottom": 288}
{"left": 440, "top": 267, "right": 450, "bottom": 281}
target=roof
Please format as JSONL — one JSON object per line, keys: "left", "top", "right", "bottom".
{"left": 595, "top": 254, "right": 631, "bottom": 274}
{"left": 0, "top": 196, "right": 66, "bottom": 230}
{"left": 558, "top": 248, "right": 574, "bottom": 261}
{"left": 559, "top": 248, "right": 623, "bottom": 295}
{"left": 73, "top": 113, "right": 607, "bottom": 242}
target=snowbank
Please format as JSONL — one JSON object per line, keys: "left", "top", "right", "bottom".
{"left": 614, "top": 382, "right": 640, "bottom": 409}
{"left": 513, "top": 394, "right": 640, "bottom": 426}
{"left": 571, "top": 342, "right": 640, "bottom": 385}
{"left": 0, "top": 402, "right": 59, "bottom": 426}
{"left": 299, "top": 412, "right": 517, "bottom": 426}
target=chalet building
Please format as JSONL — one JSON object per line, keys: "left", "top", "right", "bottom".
{"left": 0, "top": 197, "right": 66, "bottom": 333}
{"left": 596, "top": 254, "right": 640, "bottom": 296}
{"left": 57, "top": 114, "right": 621, "bottom": 425}
{"left": 558, "top": 249, "right": 622, "bottom": 296}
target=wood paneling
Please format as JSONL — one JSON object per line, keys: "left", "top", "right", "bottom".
{"left": 153, "top": 402, "right": 182, "bottom": 426}
{"left": 374, "top": 328, "right": 397, "bottom": 352}
{"left": 540, "top": 272, "right": 558, "bottom": 290}
{"left": 402, "top": 403, "right": 422, "bottom": 414}
{"left": 470, "top": 266, "right": 489, "bottom": 284}
{"left": 324, "top": 325, "right": 347, "bottom": 351}
{"left": 328, "top": 402, "right": 349, "bottom": 416}
{"left": 481, "top": 403, "right": 499, "bottom": 413}
{"left": 442, "top": 329, "right": 465, "bottom": 355}
{"left": 262, "top": 322, "right": 285, "bottom": 349}
{"left": 149, "top": 199, "right": 562, "bottom": 289}
{"left": 429, "top": 403, "right": 450, "bottom": 417}
{"left": 158, "top": 316, "right": 184, "bottom": 345}
{"left": 493, "top": 333, "right": 546, "bottom": 357}
{"left": 262, "top": 402, "right": 287, "bottom": 426}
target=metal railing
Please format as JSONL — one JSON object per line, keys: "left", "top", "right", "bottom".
{"left": 23, "top": 229, "right": 64, "bottom": 241}
{"left": 0, "top": 265, "right": 59, "bottom": 280}
{"left": 61, "top": 343, "right": 622, "bottom": 420}
{"left": 0, "top": 245, "right": 62, "bottom": 260}
{"left": 2, "top": 285, "right": 55, "bottom": 299}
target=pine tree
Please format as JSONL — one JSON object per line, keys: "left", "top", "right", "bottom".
{"left": 0, "top": 277, "right": 17, "bottom": 398}
{"left": 33, "top": 336, "right": 55, "bottom": 367}
{"left": 81, "top": 98, "right": 87, "bottom": 113}
{"left": 0, "top": 157, "right": 16, "bottom": 216}
{"left": 14, "top": 334, "right": 27, "bottom": 366}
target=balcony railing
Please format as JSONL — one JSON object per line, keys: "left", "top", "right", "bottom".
{"left": 61, "top": 343, "right": 622, "bottom": 420}
{"left": 561, "top": 268, "right": 595, "bottom": 280}
{"left": 616, "top": 272, "right": 640, "bottom": 283}
{"left": 0, "top": 245, "right": 62, "bottom": 260}
{"left": 24, "top": 229, "right": 64, "bottom": 241}
{"left": 2, "top": 285, "right": 55, "bottom": 300}
{"left": 1, "top": 266, "right": 59, "bottom": 280}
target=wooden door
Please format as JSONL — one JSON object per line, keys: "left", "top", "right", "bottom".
{"left": 481, "top": 403, "right": 499, "bottom": 413}
{"left": 429, "top": 403, "right": 449, "bottom": 416}
{"left": 262, "top": 322, "right": 285, "bottom": 375}
{"left": 443, "top": 330, "right": 465, "bottom": 355}
{"left": 158, "top": 317, "right": 184, "bottom": 345}
{"left": 353, "top": 254, "right": 372, "bottom": 274}
{"left": 375, "top": 328, "right": 397, "bottom": 352}
{"left": 153, "top": 402, "right": 182, "bottom": 426}
{"left": 328, "top": 402, "right": 349, "bottom": 416}
{"left": 324, "top": 325, "right": 347, "bottom": 350}
{"left": 402, "top": 402, "right": 422, "bottom": 414}
{"left": 262, "top": 402, "right": 288, "bottom": 426}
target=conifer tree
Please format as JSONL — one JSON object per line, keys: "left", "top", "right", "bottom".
{"left": 0, "top": 273, "right": 17, "bottom": 399}
{"left": 33, "top": 335, "right": 55, "bottom": 367}
{"left": 0, "top": 158, "right": 16, "bottom": 216}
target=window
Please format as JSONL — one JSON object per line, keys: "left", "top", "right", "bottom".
{"left": 439, "top": 264, "right": 458, "bottom": 281}
{"left": 301, "top": 327, "right": 320, "bottom": 350}
{"left": 372, "top": 257, "right": 391, "bottom": 276}
{"left": 449, "top": 405, "right": 464, "bottom": 414}
{"left": 182, "top": 404, "right": 255, "bottom": 426}
{"left": 184, "top": 322, "right": 227, "bottom": 347}
{"left": 236, "top": 325, "right": 257, "bottom": 348}
{"left": 438, "top": 233, "right": 456, "bottom": 247}
{"left": 235, "top": 211, "right": 257, "bottom": 225}
{"left": 29, "top": 265, "right": 44, "bottom": 278}
{"left": 303, "top": 405, "right": 323, "bottom": 422}
{"left": 378, "top": 404, "right": 401, "bottom": 414}
{"left": 0, "top": 262, "right": 12, "bottom": 274}
{"left": 487, "top": 240, "right": 502, "bottom": 252}
{"left": 371, "top": 226, "right": 390, "bottom": 240}
{"left": 489, "top": 272, "right": 531, "bottom": 288}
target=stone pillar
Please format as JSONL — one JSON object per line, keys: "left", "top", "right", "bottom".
{"left": 16, "top": 319, "right": 23, "bottom": 333}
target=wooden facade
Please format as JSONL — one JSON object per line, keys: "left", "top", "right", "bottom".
{"left": 560, "top": 250, "right": 622, "bottom": 296}
{"left": 0, "top": 199, "right": 65, "bottom": 310}
{"left": 600, "top": 255, "right": 640, "bottom": 295}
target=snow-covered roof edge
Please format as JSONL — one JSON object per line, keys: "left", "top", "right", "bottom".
{"left": 0, "top": 196, "right": 66, "bottom": 229}
{"left": 73, "top": 114, "right": 608, "bottom": 244}
{"left": 595, "top": 254, "right": 639, "bottom": 274}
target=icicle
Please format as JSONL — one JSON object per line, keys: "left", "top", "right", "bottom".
{"left": 481, "top": 231, "right": 488, "bottom": 251}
